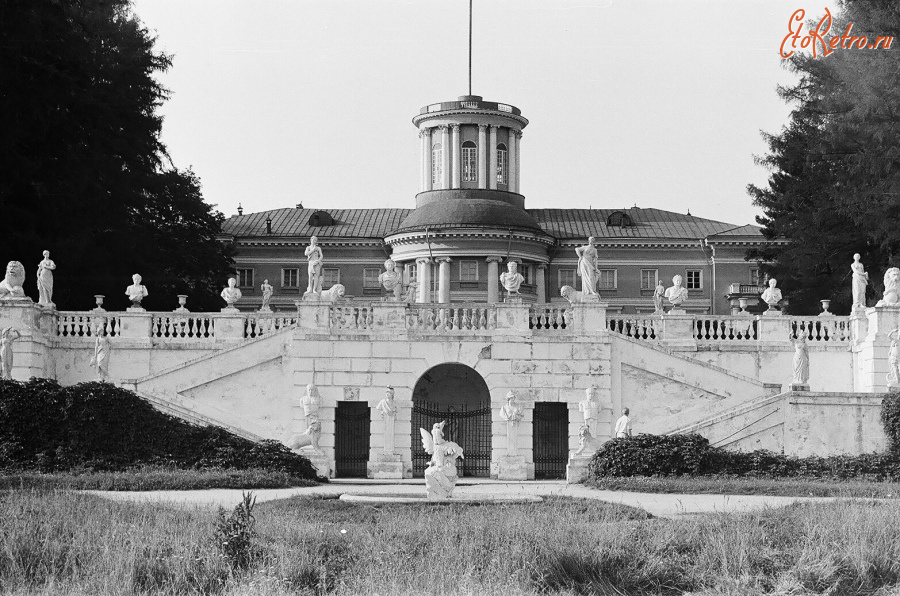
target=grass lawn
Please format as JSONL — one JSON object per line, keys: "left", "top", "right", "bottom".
{"left": 0, "top": 467, "right": 319, "bottom": 491}
{"left": 3, "top": 489, "right": 900, "bottom": 595}
{"left": 588, "top": 475, "right": 900, "bottom": 498}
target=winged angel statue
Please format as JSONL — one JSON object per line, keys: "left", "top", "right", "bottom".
{"left": 420, "top": 421, "right": 464, "bottom": 499}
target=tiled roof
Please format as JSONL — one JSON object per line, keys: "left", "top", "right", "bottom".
{"left": 221, "top": 207, "right": 764, "bottom": 240}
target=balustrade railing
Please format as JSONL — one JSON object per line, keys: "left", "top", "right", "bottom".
{"left": 407, "top": 305, "right": 496, "bottom": 332}
{"left": 695, "top": 316, "right": 757, "bottom": 342}
{"left": 791, "top": 317, "right": 851, "bottom": 343}
{"left": 330, "top": 305, "right": 374, "bottom": 331}
{"left": 607, "top": 315, "right": 657, "bottom": 340}
{"left": 529, "top": 304, "right": 571, "bottom": 331}
{"left": 56, "top": 312, "right": 121, "bottom": 337}
{"left": 244, "top": 314, "right": 297, "bottom": 339}
{"left": 152, "top": 314, "right": 216, "bottom": 340}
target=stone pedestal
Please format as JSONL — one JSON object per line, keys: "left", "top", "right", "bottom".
{"left": 565, "top": 455, "right": 593, "bottom": 484}
{"left": 658, "top": 314, "right": 696, "bottom": 348}
{"left": 856, "top": 305, "right": 900, "bottom": 392}
{"left": 214, "top": 313, "right": 245, "bottom": 340}
{"left": 367, "top": 454, "right": 411, "bottom": 479}
{"left": 296, "top": 302, "right": 330, "bottom": 331}
{"left": 118, "top": 311, "right": 153, "bottom": 339}
{"left": 369, "top": 303, "right": 406, "bottom": 331}
{"left": 302, "top": 451, "right": 332, "bottom": 478}
{"left": 494, "top": 454, "right": 530, "bottom": 480}
{"left": 757, "top": 315, "right": 792, "bottom": 343}
{"left": 790, "top": 384, "right": 810, "bottom": 392}
{"left": 573, "top": 301, "right": 608, "bottom": 336}
{"left": 494, "top": 302, "right": 529, "bottom": 336}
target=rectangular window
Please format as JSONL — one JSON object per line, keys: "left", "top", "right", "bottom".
{"left": 236, "top": 268, "right": 254, "bottom": 288}
{"left": 598, "top": 269, "right": 617, "bottom": 290}
{"left": 497, "top": 149, "right": 508, "bottom": 184}
{"left": 520, "top": 264, "right": 533, "bottom": 285}
{"left": 640, "top": 269, "right": 658, "bottom": 290}
{"left": 363, "top": 268, "right": 381, "bottom": 288}
{"left": 686, "top": 269, "right": 702, "bottom": 290}
{"left": 281, "top": 268, "right": 299, "bottom": 288}
{"left": 322, "top": 268, "right": 340, "bottom": 290}
{"left": 459, "top": 260, "right": 478, "bottom": 282}
{"left": 462, "top": 146, "right": 477, "bottom": 182}
{"left": 431, "top": 145, "right": 443, "bottom": 187}
{"left": 405, "top": 263, "right": 418, "bottom": 285}
{"left": 749, "top": 268, "right": 760, "bottom": 285}
{"left": 558, "top": 269, "right": 576, "bottom": 290}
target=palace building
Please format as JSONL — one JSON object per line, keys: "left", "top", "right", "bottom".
{"left": 220, "top": 95, "right": 774, "bottom": 314}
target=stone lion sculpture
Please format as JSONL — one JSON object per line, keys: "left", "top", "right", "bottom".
{"left": 0, "top": 261, "right": 26, "bottom": 299}
{"left": 877, "top": 268, "right": 900, "bottom": 306}
{"left": 560, "top": 285, "right": 583, "bottom": 305}
{"left": 320, "top": 283, "right": 345, "bottom": 303}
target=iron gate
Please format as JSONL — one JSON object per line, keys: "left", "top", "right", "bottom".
{"left": 334, "top": 401, "right": 370, "bottom": 478}
{"left": 533, "top": 402, "right": 569, "bottom": 479}
{"left": 411, "top": 400, "right": 491, "bottom": 477}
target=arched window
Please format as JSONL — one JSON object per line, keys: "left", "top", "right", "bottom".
{"left": 462, "top": 141, "right": 477, "bottom": 182}
{"left": 432, "top": 143, "right": 443, "bottom": 187}
{"left": 606, "top": 211, "right": 634, "bottom": 227}
{"left": 496, "top": 143, "right": 508, "bottom": 185}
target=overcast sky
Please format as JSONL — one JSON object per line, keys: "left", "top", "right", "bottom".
{"left": 131, "top": 0, "right": 836, "bottom": 227}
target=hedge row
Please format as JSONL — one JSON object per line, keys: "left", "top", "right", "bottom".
{"left": 588, "top": 433, "right": 900, "bottom": 482}
{"left": 0, "top": 378, "right": 319, "bottom": 480}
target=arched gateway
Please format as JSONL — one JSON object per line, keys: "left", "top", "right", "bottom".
{"left": 411, "top": 363, "right": 491, "bottom": 477}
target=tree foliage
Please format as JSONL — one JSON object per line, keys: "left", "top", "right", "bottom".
{"left": 0, "top": 0, "right": 233, "bottom": 311}
{"left": 749, "top": 0, "right": 900, "bottom": 314}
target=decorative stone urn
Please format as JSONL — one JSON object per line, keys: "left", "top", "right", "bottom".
{"left": 819, "top": 299, "right": 832, "bottom": 317}
{"left": 92, "top": 295, "right": 106, "bottom": 313}
{"left": 175, "top": 295, "right": 189, "bottom": 313}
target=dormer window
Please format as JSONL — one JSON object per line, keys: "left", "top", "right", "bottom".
{"left": 308, "top": 211, "right": 334, "bottom": 227}
{"left": 497, "top": 143, "right": 508, "bottom": 185}
{"left": 606, "top": 211, "right": 633, "bottom": 227}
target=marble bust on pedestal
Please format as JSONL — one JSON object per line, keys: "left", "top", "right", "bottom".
{"left": 220, "top": 277, "right": 242, "bottom": 311}
{"left": 761, "top": 278, "right": 783, "bottom": 313}
{"left": 125, "top": 274, "right": 148, "bottom": 310}
{"left": 499, "top": 262, "right": 525, "bottom": 298}
{"left": 664, "top": 275, "right": 689, "bottom": 312}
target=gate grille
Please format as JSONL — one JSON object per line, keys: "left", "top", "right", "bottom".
{"left": 411, "top": 401, "right": 491, "bottom": 477}
{"left": 335, "top": 402, "right": 370, "bottom": 478}
{"left": 533, "top": 402, "right": 568, "bottom": 479}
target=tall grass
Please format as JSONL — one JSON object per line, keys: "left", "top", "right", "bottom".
{"left": 2, "top": 490, "right": 900, "bottom": 595}
{"left": 589, "top": 474, "right": 900, "bottom": 498}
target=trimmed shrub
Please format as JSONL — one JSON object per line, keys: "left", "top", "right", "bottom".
{"left": 0, "top": 378, "right": 319, "bottom": 481}
{"left": 588, "top": 432, "right": 900, "bottom": 482}
{"left": 882, "top": 392, "right": 900, "bottom": 454}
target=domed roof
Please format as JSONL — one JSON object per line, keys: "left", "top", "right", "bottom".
{"left": 395, "top": 190, "right": 544, "bottom": 234}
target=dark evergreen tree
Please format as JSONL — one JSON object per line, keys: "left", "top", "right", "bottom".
{"left": 0, "top": 0, "right": 234, "bottom": 311}
{"left": 748, "top": 0, "right": 900, "bottom": 314}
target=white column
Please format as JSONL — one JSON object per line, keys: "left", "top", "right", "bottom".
{"left": 508, "top": 128, "right": 517, "bottom": 193}
{"left": 416, "top": 258, "right": 432, "bottom": 303}
{"left": 536, "top": 264, "right": 547, "bottom": 303}
{"left": 488, "top": 126, "right": 498, "bottom": 190}
{"left": 440, "top": 126, "right": 450, "bottom": 190}
{"left": 437, "top": 257, "right": 452, "bottom": 304}
{"left": 477, "top": 125, "right": 487, "bottom": 189}
{"left": 486, "top": 256, "right": 502, "bottom": 304}
{"left": 423, "top": 128, "right": 433, "bottom": 192}
{"left": 451, "top": 125, "right": 461, "bottom": 188}
{"left": 515, "top": 130, "right": 521, "bottom": 192}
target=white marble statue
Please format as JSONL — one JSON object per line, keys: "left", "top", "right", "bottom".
{"left": 376, "top": 386, "right": 398, "bottom": 454}
{"left": 572, "top": 425, "right": 603, "bottom": 457}
{"left": 305, "top": 236, "right": 324, "bottom": 295}
{"left": 89, "top": 332, "right": 111, "bottom": 380}
{"left": 560, "top": 285, "right": 582, "bottom": 305}
{"left": 761, "top": 278, "right": 783, "bottom": 311}
{"left": 124, "top": 274, "right": 148, "bottom": 308}
{"left": 614, "top": 408, "right": 633, "bottom": 438}
{"left": 260, "top": 279, "right": 273, "bottom": 312}
{"left": 420, "top": 421, "right": 464, "bottom": 500}
{"left": 664, "top": 275, "right": 689, "bottom": 309}
{"left": 792, "top": 336, "right": 810, "bottom": 386}
{"left": 0, "top": 261, "right": 26, "bottom": 299}
{"left": 851, "top": 254, "right": 868, "bottom": 310}
{"left": 319, "top": 284, "right": 345, "bottom": 303}
{"left": 0, "top": 327, "right": 21, "bottom": 380}
{"left": 574, "top": 237, "right": 599, "bottom": 296}
{"left": 36, "top": 250, "right": 56, "bottom": 308}
{"left": 499, "top": 391, "right": 525, "bottom": 455}
{"left": 888, "top": 329, "right": 900, "bottom": 388}
{"left": 220, "top": 277, "right": 242, "bottom": 310}
{"left": 285, "top": 419, "right": 321, "bottom": 451}
{"left": 403, "top": 281, "right": 417, "bottom": 303}
{"left": 500, "top": 262, "right": 526, "bottom": 297}
{"left": 877, "top": 268, "right": 900, "bottom": 307}
{"left": 300, "top": 383, "right": 321, "bottom": 420}
{"left": 653, "top": 279, "right": 665, "bottom": 314}
{"left": 378, "top": 259, "right": 403, "bottom": 300}
{"left": 578, "top": 385, "right": 603, "bottom": 439}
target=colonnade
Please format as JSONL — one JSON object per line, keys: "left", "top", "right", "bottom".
{"left": 420, "top": 125, "right": 522, "bottom": 193}
{"left": 414, "top": 257, "right": 546, "bottom": 304}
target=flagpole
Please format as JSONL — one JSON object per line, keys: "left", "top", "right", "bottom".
{"left": 468, "top": 0, "right": 473, "bottom": 95}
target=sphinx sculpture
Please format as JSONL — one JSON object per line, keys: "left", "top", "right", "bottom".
{"left": 419, "top": 420, "right": 464, "bottom": 500}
